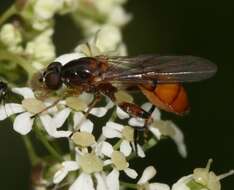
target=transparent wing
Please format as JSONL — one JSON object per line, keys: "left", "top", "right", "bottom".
{"left": 99, "top": 55, "right": 217, "bottom": 84}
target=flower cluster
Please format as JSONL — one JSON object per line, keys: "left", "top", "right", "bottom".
{"left": 0, "top": 1, "right": 232, "bottom": 190}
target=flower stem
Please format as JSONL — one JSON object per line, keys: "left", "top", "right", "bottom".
{"left": 0, "top": 49, "right": 36, "bottom": 77}
{"left": 0, "top": 5, "right": 17, "bottom": 26}
{"left": 120, "top": 181, "right": 137, "bottom": 189}
{"left": 22, "top": 135, "right": 40, "bottom": 166}
{"left": 113, "top": 139, "right": 122, "bottom": 150}
{"left": 34, "top": 127, "right": 63, "bottom": 162}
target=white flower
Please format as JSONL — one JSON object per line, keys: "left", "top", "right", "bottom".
{"left": 65, "top": 92, "right": 113, "bottom": 118}
{"left": 172, "top": 159, "right": 234, "bottom": 190}
{"left": 59, "top": 0, "right": 79, "bottom": 14}
{"left": 100, "top": 141, "right": 138, "bottom": 179}
{"left": 53, "top": 141, "right": 120, "bottom": 190}
{"left": 53, "top": 161, "right": 79, "bottom": 184}
{"left": 40, "top": 108, "right": 72, "bottom": 138}
{"left": 102, "top": 121, "right": 145, "bottom": 158}
{"left": 129, "top": 102, "right": 187, "bottom": 158}
{"left": 0, "top": 24, "right": 22, "bottom": 51}
{"left": 94, "top": 25, "right": 122, "bottom": 53}
{"left": 75, "top": 25, "right": 125, "bottom": 56}
{"left": 108, "top": 6, "right": 132, "bottom": 27}
{"left": 0, "top": 87, "right": 71, "bottom": 137}
{"left": 25, "top": 29, "right": 55, "bottom": 69}
{"left": 137, "top": 166, "right": 170, "bottom": 190}
{"left": 34, "top": 0, "right": 63, "bottom": 20}
{"left": 149, "top": 120, "right": 187, "bottom": 158}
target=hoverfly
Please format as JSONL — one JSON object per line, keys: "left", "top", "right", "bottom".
{"left": 35, "top": 54, "right": 217, "bottom": 125}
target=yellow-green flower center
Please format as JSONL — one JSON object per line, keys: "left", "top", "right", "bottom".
{"left": 115, "top": 90, "right": 133, "bottom": 104}
{"left": 71, "top": 132, "right": 96, "bottom": 147}
{"left": 79, "top": 153, "right": 103, "bottom": 174}
{"left": 66, "top": 96, "right": 88, "bottom": 111}
{"left": 111, "top": 151, "right": 128, "bottom": 170}
{"left": 122, "top": 126, "right": 134, "bottom": 142}
{"left": 152, "top": 120, "right": 175, "bottom": 137}
{"left": 22, "top": 98, "right": 46, "bottom": 114}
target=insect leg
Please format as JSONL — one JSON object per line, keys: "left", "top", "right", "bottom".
{"left": 30, "top": 98, "right": 62, "bottom": 119}
{"left": 84, "top": 93, "right": 102, "bottom": 118}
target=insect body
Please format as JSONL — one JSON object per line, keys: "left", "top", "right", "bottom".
{"left": 39, "top": 55, "right": 217, "bottom": 117}
{"left": 0, "top": 81, "right": 8, "bottom": 104}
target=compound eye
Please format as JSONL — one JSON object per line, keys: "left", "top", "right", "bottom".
{"left": 45, "top": 72, "right": 62, "bottom": 90}
{"left": 78, "top": 70, "right": 91, "bottom": 80}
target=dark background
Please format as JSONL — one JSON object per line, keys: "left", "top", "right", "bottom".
{"left": 0, "top": 0, "right": 234, "bottom": 189}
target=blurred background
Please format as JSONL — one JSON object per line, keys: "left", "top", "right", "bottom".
{"left": 0, "top": 0, "right": 234, "bottom": 189}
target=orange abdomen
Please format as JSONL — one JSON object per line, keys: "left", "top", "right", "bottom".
{"left": 139, "top": 83, "right": 189, "bottom": 115}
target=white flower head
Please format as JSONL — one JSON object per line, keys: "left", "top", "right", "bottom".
{"left": 53, "top": 141, "right": 121, "bottom": 190}
{"left": 172, "top": 159, "right": 234, "bottom": 190}
{"left": 0, "top": 87, "right": 72, "bottom": 137}
{"left": 108, "top": 5, "right": 132, "bottom": 27}
{"left": 100, "top": 141, "right": 138, "bottom": 179}
{"left": 25, "top": 29, "right": 55, "bottom": 69}
{"left": 103, "top": 121, "right": 145, "bottom": 158}
{"left": 75, "top": 25, "right": 126, "bottom": 57}
{"left": 137, "top": 166, "right": 170, "bottom": 190}
{"left": 0, "top": 23, "right": 22, "bottom": 50}
{"left": 34, "top": 0, "right": 63, "bottom": 20}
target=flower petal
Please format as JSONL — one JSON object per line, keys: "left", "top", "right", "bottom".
{"left": 105, "top": 98, "right": 115, "bottom": 110}
{"left": 149, "top": 127, "right": 161, "bottom": 140}
{"left": 80, "top": 119, "right": 94, "bottom": 133}
{"left": 100, "top": 141, "right": 114, "bottom": 157}
{"left": 171, "top": 175, "right": 192, "bottom": 190}
{"left": 137, "top": 144, "right": 145, "bottom": 158}
{"left": 52, "top": 108, "right": 71, "bottom": 128}
{"left": 116, "top": 106, "right": 129, "bottom": 119}
{"left": 12, "top": 87, "right": 35, "bottom": 98}
{"left": 124, "top": 168, "right": 138, "bottom": 179}
{"left": 106, "top": 169, "right": 120, "bottom": 190}
{"left": 13, "top": 112, "right": 33, "bottom": 135}
{"left": 69, "top": 173, "right": 95, "bottom": 190}
{"left": 149, "top": 183, "right": 170, "bottom": 190}
{"left": 95, "top": 173, "right": 108, "bottom": 190}
{"left": 128, "top": 117, "right": 145, "bottom": 127}
{"left": 51, "top": 130, "right": 73, "bottom": 138}
{"left": 102, "top": 126, "right": 122, "bottom": 139}
{"left": 53, "top": 168, "right": 68, "bottom": 184}
{"left": 120, "top": 140, "right": 132, "bottom": 157}
{"left": 0, "top": 103, "right": 24, "bottom": 120}
{"left": 138, "top": 166, "right": 157, "bottom": 184}
{"left": 169, "top": 122, "right": 187, "bottom": 158}
{"left": 63, "top": 161, "right": 79, "bottom": 171}
{"left": 40, "top": 115, "right": 72, "bottom": 138}
{"left": 106, "top": 121, "right": 124, "bottom": 131}
{"left": 89, "top": 107, "right": 108, "bottom": 117}
{"left": 141, "top": 102, "right": 161, "bottom": 120}
{"left": 53, "top": 160, "right": 78, "bottom": 184}
{"left": 73, "top": 112, "right": 84, "bottom": 127}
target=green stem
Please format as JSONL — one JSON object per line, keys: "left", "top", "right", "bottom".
{"left": 34, "top": 127, "right": 63, "bottom": 162}
{"left": 22, "top": 135, "right": 40, "bottom": 166}
{"left": 0, "top": 49, "right": 36, "bottom": 77}
{"left": 143, "top": 138, "right": 158, "bottom": 151}
{"left": 120, "top": 181, "right": 137, "bottom": 189}
{"left": 0, "top": 5, "right": 17, "bottom": 26}
{"left": 113, "top": 139, "right": 122, "bottom": 150}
